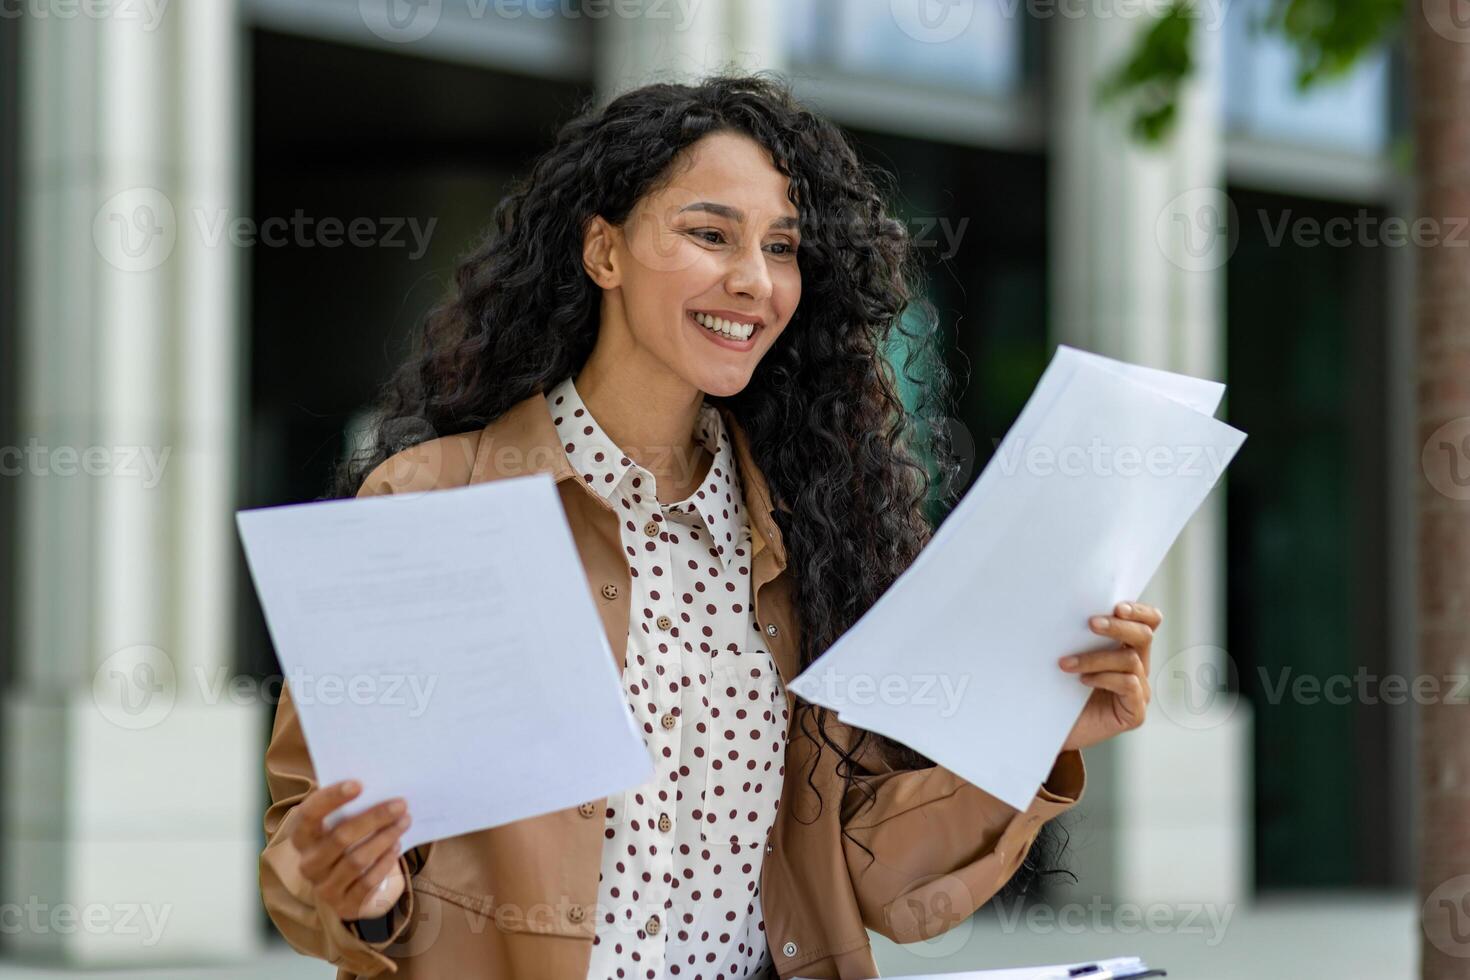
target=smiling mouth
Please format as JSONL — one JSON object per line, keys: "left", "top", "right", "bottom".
{"left": 690, "top": 310, "right": 762, "bottom": 342}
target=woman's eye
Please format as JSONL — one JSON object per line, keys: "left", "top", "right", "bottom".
{"left": 688, "top": 229, "right": 796, "bottom": 256}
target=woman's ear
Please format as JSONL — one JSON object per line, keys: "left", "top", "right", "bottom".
{"left": 581, "top": 214, "right": 621, "bottom": 289}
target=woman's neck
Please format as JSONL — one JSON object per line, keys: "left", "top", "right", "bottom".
{"left": 574, "top": 342, "right": 711, "bottom": 505}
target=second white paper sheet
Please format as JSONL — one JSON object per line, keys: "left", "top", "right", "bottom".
{"left": 237, "top": 472, "right": 654, "bottom": 850}
{"left": 787, "top": 346, "right": 1247, "bottom": 810}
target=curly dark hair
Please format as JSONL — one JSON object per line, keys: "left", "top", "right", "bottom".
{"left": 329, "top": 70, "right": 1068, "bottom": 904}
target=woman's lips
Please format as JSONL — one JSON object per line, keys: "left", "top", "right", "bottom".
{"left": 688, "top": 311, "right": 760, "bottom": 351}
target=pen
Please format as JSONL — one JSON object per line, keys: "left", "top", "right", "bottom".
{"left": 1055, "top": 965, "right": 1167, "bottom": 979}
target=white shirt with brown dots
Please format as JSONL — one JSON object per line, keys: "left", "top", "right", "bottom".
{"left": 545, "top": 375, "right": 789, "bottom": 980}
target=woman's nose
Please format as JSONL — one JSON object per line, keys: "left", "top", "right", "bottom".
{"left": 725, "top": 243, "right": 773, "bottom": 301}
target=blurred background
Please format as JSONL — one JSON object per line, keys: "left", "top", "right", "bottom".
{"left": 0, "top": 0, "right": 1459, "bottom": 977}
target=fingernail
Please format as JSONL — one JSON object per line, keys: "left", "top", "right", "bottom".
{"left": 389, "top": 799, "right": 406, "bottom": 815}
{"left": 1119, "top": 602, "right": 1133, "bottom": 615}
{"left": 1060, "top": 655, "right": 1079, "bottom": 669}
{"left": 1090, "top": 616, "right": 1109, "bottom": 628}
{"left": 344, "top": 780, "right": 361, "bottom": 794}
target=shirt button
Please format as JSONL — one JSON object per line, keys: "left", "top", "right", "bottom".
{"left": 643, "top": 520, "right": 659, "bottom": 537}
{"left": 766, "top": 623, "right": 779, "bottom": 636}
{"left": 567, "top": 905, "right": 585, "bottom": 923}
{"left": 601, "top": 583, "right": 619, "bottom": 600}
{"left": 578, "top": 801, "right": 597, "bottom": 818}
{"left": 765, "top": 842, "right": 773, "bottom": 854}
{"left": 782, "top": 941, "right": 798, "bottom": 957}
{"left": 658, "top": 812, "right": 672, "bottom": 832}
{"left": 660, "top": 712, "right": 676, "bottom": 730}
{"left": 645, "top": 914, "right": 661, "bottom": 936}
{"left": 656, "top": 614, "right": 672, "bottom": 631}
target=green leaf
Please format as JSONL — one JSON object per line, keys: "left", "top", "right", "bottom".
{"left": 1097, "top": 0, "right": 1197, "bottom": 144}
{"left": 1101, "top": 0, "right": 1403, "bottom": 143}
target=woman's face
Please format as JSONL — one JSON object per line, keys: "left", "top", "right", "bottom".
{"left": 587, "top": 131, "right": 803, "bottom": 398}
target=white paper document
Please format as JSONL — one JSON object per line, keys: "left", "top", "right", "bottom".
{"left": 236, "top": 472, "right": 654, "bottom": 850}
{"left": 787, "top": 345, "right": 1246, "bottom": 810}
{"left": 797, "top": 955, "right": 1160, "bottom": 979}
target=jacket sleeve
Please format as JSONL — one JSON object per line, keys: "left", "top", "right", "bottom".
{"left": 260, "top": 680, "right": 429, "bottom": 976}
{"left": 837, "top": 729, "right": 1085, "bottom": 944}
{"left": 258, "top": 447, "right": 465, "bottom": 975}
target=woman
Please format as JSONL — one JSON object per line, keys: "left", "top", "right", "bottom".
{"left": 260, "top": 73, "right": 1160, "bottom": 980}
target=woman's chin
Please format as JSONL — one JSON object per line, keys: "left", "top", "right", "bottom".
{"left": 672, "top": 356, "right": 757, "bottom": 399}
{"left": 691, "top": 367, "right": 756, "bottom": 399}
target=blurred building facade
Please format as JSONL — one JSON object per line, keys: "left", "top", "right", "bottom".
{"left": 0, "top": 0, "right": 1410, "bottom": 967}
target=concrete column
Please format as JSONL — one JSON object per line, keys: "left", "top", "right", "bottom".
{"left": 1048, "top": 2, "right": 1251, "bottom": 907}
{"left": 726, "top": 0, "right": 783, "bottom": 75}
{"left": 6, "top": 0, "right": 259, "bottom": 964}
{"left": 595, "top": 0, "right": 785, "bottom": 102}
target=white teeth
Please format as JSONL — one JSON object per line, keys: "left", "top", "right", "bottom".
{"left": 692, "top": 312, "right": 755, "bottom": 340}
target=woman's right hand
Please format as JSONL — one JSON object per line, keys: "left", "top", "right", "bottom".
{"left": 290, "top": 780, "right": 413, "bottom": 923}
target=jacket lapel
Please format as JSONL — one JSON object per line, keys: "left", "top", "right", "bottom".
{"left": 467, "top": 393, "right": 580, "bottom": 488}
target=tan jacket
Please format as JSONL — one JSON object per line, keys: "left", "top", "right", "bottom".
{"left": 260, "top": 391, "right": 1086, "bottom": 980}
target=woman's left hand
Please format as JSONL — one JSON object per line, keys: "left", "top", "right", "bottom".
{"left": 1058, "top": 601, "right": 1162, "bottom": 752}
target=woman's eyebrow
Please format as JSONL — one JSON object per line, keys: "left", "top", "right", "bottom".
{"left": 677, "top": 201, "right": 800, "bottom": 230}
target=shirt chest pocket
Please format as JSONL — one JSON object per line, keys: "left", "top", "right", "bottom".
{"left": 693, "top": 646, "right": 788, "bottom": 850}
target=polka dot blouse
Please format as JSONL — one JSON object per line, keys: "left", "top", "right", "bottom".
{"left": 546, "top": 375, "right": 789, "bottom": 980}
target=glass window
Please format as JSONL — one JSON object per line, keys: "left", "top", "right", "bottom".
{"left": 1223, "top": 0, "right": 1390, "bottom": 154}
{"left": 786, "top": 0, "right": 1024, "bottom": 96}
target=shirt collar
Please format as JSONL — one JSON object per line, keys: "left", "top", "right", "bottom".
{"left": 544, "top": 375, "right": 748, "bottom": 572}
{"left": 465, "top": 381, "right": 786, "bottom": 572}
